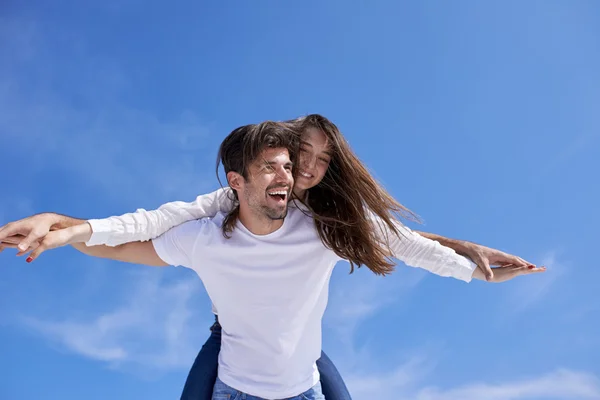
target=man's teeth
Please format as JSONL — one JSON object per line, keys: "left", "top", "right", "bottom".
{"left": 268, "top": 190, "right": 287, "bottom": 196}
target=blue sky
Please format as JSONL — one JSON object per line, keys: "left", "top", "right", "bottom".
{"left": 1, "top": 1, "right": 599, "bottom": 399}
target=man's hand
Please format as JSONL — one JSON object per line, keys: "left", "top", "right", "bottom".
{"left": 0, "top": 213, "right": 84, "bottom": 256}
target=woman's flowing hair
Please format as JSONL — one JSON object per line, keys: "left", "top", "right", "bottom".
{"left": 289, "top": 114, "right": 420, "bottom": 276}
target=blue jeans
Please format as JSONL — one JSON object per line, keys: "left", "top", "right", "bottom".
{"left": 180, "top": 317, "right": 352, "bottom": 400}
{"left": 212, "top": 377, "right": 325, "bottom": 400}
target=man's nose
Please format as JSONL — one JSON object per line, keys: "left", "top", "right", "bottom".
{"left": 274, "top": 166, "right": 292, "bottom": 183}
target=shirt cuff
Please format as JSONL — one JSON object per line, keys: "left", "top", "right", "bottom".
{"left": 454, "top": 258, "right": 478, "bottom": 283}
{"left": 85, "top": 219, "right": 114, "bottom": 246}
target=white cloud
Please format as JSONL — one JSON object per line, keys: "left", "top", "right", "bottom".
{"left": 412, "top": 369, "right": 600, "bottom": 400}
{"left": 345, "top": 357, "right": 600, "bottom": 400}
{"left": 345, "top": 355, "right": 435, "bottom": 399}
{"left": 326, "top": 253, "right": 598, "bottom": 400}
{"left": 21, "top": 270, "right": 211, "bottom": 371}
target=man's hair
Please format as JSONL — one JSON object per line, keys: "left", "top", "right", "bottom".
{"left": 289, "top": 114, "right": 421, "bottom": 276}
{"left": 216, "top": 121, "right": 301, "bottom": 237}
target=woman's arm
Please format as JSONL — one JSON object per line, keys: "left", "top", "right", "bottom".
{"left": 414, "top": 230, "right": 533, "bottom": 281}
{"left": 378, "top": 219, "right": 545, "bottom": 283}
{"left": 86, "top": 187, "right": 234, "bottom": 247}
{"left": 379, "top": 220, "right": 478, "bottom": 282}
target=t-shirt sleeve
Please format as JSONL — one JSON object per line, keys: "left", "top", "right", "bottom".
{"left": 152, "top": 219, "right": 208, "bottom": 268}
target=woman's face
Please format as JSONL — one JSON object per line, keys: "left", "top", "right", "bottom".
{"left": 295, "top": 127, "right": 332, "bottom": 192}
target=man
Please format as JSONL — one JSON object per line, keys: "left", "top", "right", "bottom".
{"left": 0, "top": 121, "right": 544, "bottom": 399}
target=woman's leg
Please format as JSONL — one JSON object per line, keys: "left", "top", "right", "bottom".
{"left": 316, "top": 350, "right": 352, "bottom": 400}
{"left": 180, "top": 317, "right": 222, "bottom": 400}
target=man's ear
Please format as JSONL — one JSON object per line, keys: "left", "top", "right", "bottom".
{"left": 227, "top": 171, "right": 244, "bottom": 192}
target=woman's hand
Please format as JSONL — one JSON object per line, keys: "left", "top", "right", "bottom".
{"left": 0, "top": 224, "right": 92, "bottom": 262}
{"left": 473, "top": 263, "right": 546, "bottom": 283}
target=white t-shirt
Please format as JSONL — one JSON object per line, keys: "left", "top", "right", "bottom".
{"left": 152, "top": 208, "right": 339, "bottom": 399}
{"left": 90, "top": 188, "right": 477, "bottom": 397}
{"left": 151, "top": 204, "right": 477, "bottom": 398}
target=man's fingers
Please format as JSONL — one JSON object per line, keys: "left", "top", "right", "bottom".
{"left": 502, "top": 254, "right": 529, "bottom": 267}
{"left": 496, "top": 261, "right": 514, "bottom": 267}
{"left": 0, "top": 242, "right": 40, "bottom": 256}
{"left": 0, "top": 223, "right": 9, "bottom": 239}
{"left": 475, "top": 256, "right": 493, "bottom": 281}
{"left": 18, "top": 230, "right": 45, "bottom": 252}
{"left": 0, "top": 242, "right": 24, "bottom": 254}
{"left": 1, "top": 235, "right": 25, "bottom": 245}
{"left": 525, "top": 266, "right": 546, "bottom": 274}
{"left": 517, "top": 256, "right": 533, "bottom": 265}
{"left": 493, "top": 253, "right": 534, "bottom": 268}
{"left": 17, "top": 241, "right": 39, "bottom": 256}
{"left": 0, "top": 242, "right": 19, "bottom": 250}
{"left": 0, "top": 235, "right": 39, "bottom": 255}
{"left": 520, "top": 260, "right": 537, "bottom": 268}
{"left": 0, "top": 223, "right": 19, "bottom": 241}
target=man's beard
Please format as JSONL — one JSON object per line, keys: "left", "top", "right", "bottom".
{"left": 260, "top": 204, "right": 288, "bottom": 220}
{"left": 243, "top": 184, "right": 289, "bottom": 221}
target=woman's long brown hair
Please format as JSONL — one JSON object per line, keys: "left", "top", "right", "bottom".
{"left": 290, "top": 114, "right": 420, "bottom": 276}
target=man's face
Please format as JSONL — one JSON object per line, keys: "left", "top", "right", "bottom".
{"left": 240, "top": 147, "right": 294, "bottom": 220}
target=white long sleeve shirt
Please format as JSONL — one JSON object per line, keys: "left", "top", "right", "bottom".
{"left": 86, "top": 187, "right": 476, "bottom": 282}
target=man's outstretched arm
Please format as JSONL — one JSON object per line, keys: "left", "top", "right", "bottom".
{"left": 68, "top": 223, "right": 168, "bottom": 266}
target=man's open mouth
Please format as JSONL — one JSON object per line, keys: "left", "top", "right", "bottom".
{"left": 267, "top": 189, "right": 288, "bottom": 201}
